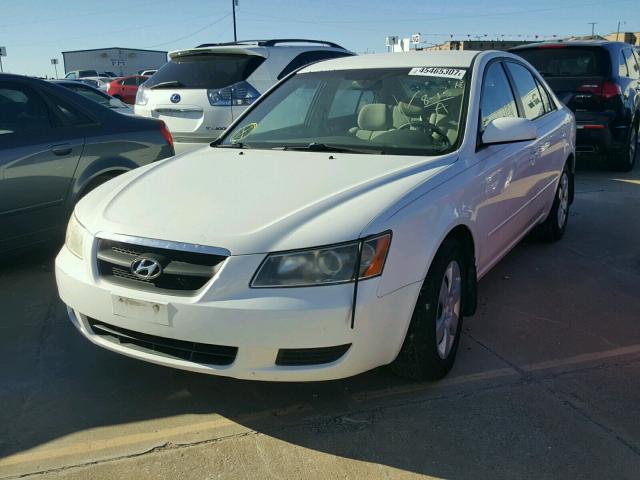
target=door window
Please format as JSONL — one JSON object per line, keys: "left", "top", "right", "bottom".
{"left": 328, "top": 88, "right": 374, "bottom": 119}
{"left": 0, "top": 83, "right": 53, "bottom": 135}
{"left": 480, "top": 62, "right": 518, "bottom": 130}
{"left": 121, "top": 77, "right": 138, "bottom": 86}
{"left": 505, "top": 62, "right": 545, "bottom": 120}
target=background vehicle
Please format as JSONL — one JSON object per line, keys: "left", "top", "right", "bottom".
{"left": 51, "top": 80, "right": 133, "bottom": 115}
{"left": 56, "top": 51, "right": 575, "bottom": 382}
{"left": 135, "top": 39, "right": 354, "bottom": 153}
{"left": 140, "top": 69, "right": 157, "bottom": 76}
{"left": 107, "top": 75, "right": 148, "bottom": 104}
{"left": 100, "top": 71, "right": 118, "bottom": 78}
{"left": 511, "top": 41, "right": 640, "bottom": 171}
{"left": 64, "top": 70, "right": 99, "bottom": 79}
{"left": 78, "top": 77, "right": 110, "bottom": 91}
{"left": 0, "top": 73, "right": 174, "bottom": 254}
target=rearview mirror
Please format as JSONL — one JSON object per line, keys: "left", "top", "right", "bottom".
{"left": 482, "top": 117, "right": 537, "bottom": 145}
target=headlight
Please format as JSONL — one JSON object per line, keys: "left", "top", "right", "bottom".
{"left": 135, "top": 85, "right": 149, "bottom": 106}
{"left": 65, "top": 214, "right": 86, "bottom": 259}
{"left": 251, "top": 232, "right": 391, "bottom": 288}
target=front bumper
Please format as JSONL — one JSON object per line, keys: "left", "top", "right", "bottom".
{"left": 55, "top": 243, "right": 419, "bottom": 382}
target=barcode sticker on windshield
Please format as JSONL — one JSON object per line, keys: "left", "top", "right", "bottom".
{"left": 409, "top": 67, "right": 466, "bottom": 80}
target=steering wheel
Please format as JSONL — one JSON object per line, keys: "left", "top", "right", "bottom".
{"left": 397, "top": 121, "right": 451, "bottom": 146}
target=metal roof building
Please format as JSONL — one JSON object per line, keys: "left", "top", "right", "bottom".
{"left": 62, "top": 47, "right": 168, "bottom": 77}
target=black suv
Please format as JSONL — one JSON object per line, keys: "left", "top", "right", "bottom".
{"left": 511, "top": 41, "right": 640, "bottom": 171}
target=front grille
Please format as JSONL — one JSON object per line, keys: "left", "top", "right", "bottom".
{"left": 96, "top": 239, "right": 227, "bottom": 295}
{"left": 276, "top": 344, "right": 351, "bottom": 366}
{"left": 88, "top": 318, "right": 238, "bottom": 366}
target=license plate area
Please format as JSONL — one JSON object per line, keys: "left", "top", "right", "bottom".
{"left": 112, "top": 295, "right": 169, "bottom": 326}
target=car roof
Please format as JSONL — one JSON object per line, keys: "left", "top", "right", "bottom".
{"left": 510, "top": 40, "right": 629, "bottom": 50}
{"left": 299, "top": 51, "right": 481, "bottom": 73}
{"left": 170, "top": 39, "right": 350, "bottom": 59}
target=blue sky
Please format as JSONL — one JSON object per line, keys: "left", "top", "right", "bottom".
{"left": 1, "top": 0, "right": 638, "bottom": 76}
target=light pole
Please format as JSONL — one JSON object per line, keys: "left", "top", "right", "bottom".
{"left": 588, "top": 22, "right": 597, "bottom": 37}
{"left": 51, "top": 58, "right": 59, "bottom": 78}
{"left": 232, "top": 0, "right": 238, "bottom": 42}
{"left": 616, "top": 21, "right": 626, "bottom": 41}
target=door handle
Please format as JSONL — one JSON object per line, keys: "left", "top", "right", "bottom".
{"left": 50, "top": 144, "right": 72, "bottom": 156}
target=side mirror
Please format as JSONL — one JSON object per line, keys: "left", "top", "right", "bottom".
{"left": 482, "top": 117, "right": 537, "bottom": 145}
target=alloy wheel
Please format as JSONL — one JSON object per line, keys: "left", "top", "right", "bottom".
{"left": 557, "top": 171, "right": 569, "bottom": 230}
{"left": 434, "top": 260, "right": 462, "bottom": 359}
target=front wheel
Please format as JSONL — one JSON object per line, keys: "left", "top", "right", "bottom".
{"left": 391, "top": 239, "right": 466, "bottom": 381}
{"left": 534, "top": 165, "right": 570, "bottom": 242}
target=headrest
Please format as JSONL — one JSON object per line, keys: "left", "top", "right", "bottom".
{"left": 358, "top": 104, "right": 391, "bottom": 131}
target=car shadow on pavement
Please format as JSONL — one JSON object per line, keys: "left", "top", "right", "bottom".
{"left": 1, "top": 156, "right": 639, "bottom": 478}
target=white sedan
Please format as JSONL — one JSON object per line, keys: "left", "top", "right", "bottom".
{"left": 55, "top": 51, "right": 575, "bottom": 382}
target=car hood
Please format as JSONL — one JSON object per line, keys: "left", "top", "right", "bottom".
{"left": 76, "top": 148, "right": 455, "bottom": 255}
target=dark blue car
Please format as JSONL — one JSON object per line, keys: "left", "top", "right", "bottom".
{"left": 511, "top": 41, "right": 640, "bottom": 171}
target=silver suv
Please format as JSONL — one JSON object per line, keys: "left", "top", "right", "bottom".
{"left": 134, "top": 39, "right": 353, "bottom": 153}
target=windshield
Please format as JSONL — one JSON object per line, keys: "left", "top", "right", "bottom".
{"left": 219, "top": 67, "right": 468, "bottom": 156}
{"left": 145, "top": 53, "right": 265, "bottom": 89}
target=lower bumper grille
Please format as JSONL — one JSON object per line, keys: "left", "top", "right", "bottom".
{"left": 276, "top": 344, "right": 351, "bottom": 366}
{"left": 88, "top": 318, "right": 238, "bottom": 366}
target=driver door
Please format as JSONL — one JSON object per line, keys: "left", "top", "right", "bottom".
{"left": 473, "top": 60, "right": 539, "bottom": 275}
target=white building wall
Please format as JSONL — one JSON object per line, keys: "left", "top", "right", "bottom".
{"left": 62, "top": 48, "right": 167, "bottom": 77}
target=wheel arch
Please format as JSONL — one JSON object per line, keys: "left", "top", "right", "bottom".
{"left": 567, "top": 152, "right": 576, "bottom": 204}
{"left": 440, "top": 224, "right": 477, "bottom": 316}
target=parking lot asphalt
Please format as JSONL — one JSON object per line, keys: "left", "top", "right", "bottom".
{"left": 1, "top": 158, "right": 639, "bottom": 479}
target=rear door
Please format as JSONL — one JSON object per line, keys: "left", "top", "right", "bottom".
{"left": 504, "top": 61, "right": 566, "bottom": 219}
{"left": 142, "top": 50, "right": 266, "bottom": 143}
{"left": 513, "top": 46, "right": 610, "bottom": 113}
{"left": 0, "top": 81, "right": 84, "bottom": 251}
{"left": 473, "top": 60, "right": 535, "bottom": 271}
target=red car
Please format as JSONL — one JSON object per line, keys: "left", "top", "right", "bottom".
{"left": 107, "top": 75, "right": 148, "bottom": 104}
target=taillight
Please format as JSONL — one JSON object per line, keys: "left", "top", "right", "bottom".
{"left": 207, "top": 81, "right": 260, "bottom": 107}
{"left": 577, "top": 81, "right": 622, "bottom": 100}
{"left": 600, "top": 81, "right": 622, "bottom": 99}
{"left": 159, "top": 121, "right": 173, "bottom": 148}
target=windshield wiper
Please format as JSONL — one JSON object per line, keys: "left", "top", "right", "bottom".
{"left": 148, "top": 80, "right": 184, "bottom": 89}
{"left": 274, "top": 142, "right": 383, "bottom": 154}
{"left": 215, "top": 142, "right": 247, "bottom": 149}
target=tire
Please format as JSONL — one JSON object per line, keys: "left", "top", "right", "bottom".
{"left": 534, "top": 164, "right": 571, "bottom": 242}
{"left": 607, "top": 119, "right": 638, "bottom": 172}
{"left": 391, "top": 238, "right": 466, "bottom": 381}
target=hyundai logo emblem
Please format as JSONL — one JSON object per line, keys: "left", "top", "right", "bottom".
{"left": 130, "top": 257, "right": 162, "bottom": 280}
{"left": 170, "top": 93, "right": 181, "bottom": 104}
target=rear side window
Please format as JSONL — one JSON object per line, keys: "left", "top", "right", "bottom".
{"left": 78, "top": 70, "right": 98, "bottom": 78}
{"left": 121, "top": 77, "right": 138, "bottom": 86}
{"left": 505, "top": 62, "right": 545, "bottom": 120}
{"left": 618, "top": 51, "right": 629, "bottom": 77}
{"left": 0, "top": 83, "right": 53, "bottom": 135}
{"left": 480, "top": 62, "right": 518, "bottom": 129}
{"left": 623, "top": 49, "right": 639, "bottom": 79}
{"left": 278, "top": 51, "right": 352, "bottom": 80}
{"left": 145, "top": 54, "right": 265, "bottom": 89}
{"left": 535, "top": 78, "right": 555, "bottom": 113}
{"left": 514, "top": 47, "right": 608, "bottom": 77}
